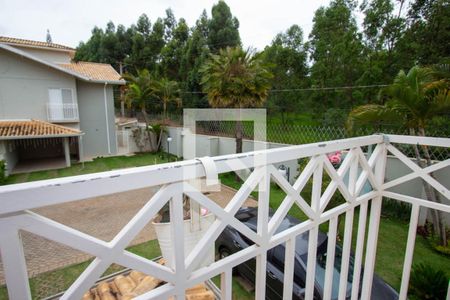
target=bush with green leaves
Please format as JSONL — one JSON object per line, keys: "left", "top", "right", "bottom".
{"left": 0, "top": 160, "right": 6, "bottom": 184}
{"left": 322, "top": 108, "right": 349, "bottom": 127}
{"left": 381, "top": 198, "right": 412, "bottom": 221}
{"left": 409, "top": 263, "right": 448, "bottom": 300}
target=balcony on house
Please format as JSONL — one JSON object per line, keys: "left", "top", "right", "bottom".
{"left": 0, "top": 134, "right": 448, "bottom": 300}
{"left": 46, "top": 103, "right": 79, "bottom": 122}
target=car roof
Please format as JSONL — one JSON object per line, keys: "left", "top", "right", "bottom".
{"left": 237, "top": 207, "right": 327, "bottom": 256}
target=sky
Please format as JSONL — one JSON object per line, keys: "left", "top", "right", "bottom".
{"left": 0, "top": 0, "right": 334, "bottom": 50}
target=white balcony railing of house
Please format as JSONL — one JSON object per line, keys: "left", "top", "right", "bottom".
{"left": 0, "top": 134, "right": 448, "bottom": 300}
{"left": 46, "top": 103, "right": 79, "bottom": 122}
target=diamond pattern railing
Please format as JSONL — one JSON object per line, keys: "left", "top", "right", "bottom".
{"left": 0, "top": 134, "right": 448, "bottom": 300}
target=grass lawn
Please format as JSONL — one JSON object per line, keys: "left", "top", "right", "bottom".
{"left": 2, "top": 152, "right": 176, "bottom": 185}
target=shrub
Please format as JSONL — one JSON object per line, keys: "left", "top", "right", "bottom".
{"left": 409, "top": 263, "right": 448, "bottom": 300}
{"left": 322, "top": 108, "right": 348, "bottom": 127}
{"left": 381, "top": 198, "right": 412, "bottom": 221}
{"left": 0, "top": 160, "right": 7, "bottom": 184}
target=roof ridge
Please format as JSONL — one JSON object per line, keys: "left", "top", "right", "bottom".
{"left": 31, "top": 119, "right": 81, "bottom": 133}
{"left": 0, "top": 119, "right": 82, "bottom": 138}
{"left": 0, "top": 36, "right": 75, "bottom": 51}
{"left": 59, "top": 61, "right": 115, "bottom": 67}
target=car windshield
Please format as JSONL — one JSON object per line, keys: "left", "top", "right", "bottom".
{"left": 301, "top": 244, "right": 354, "bottom": 299}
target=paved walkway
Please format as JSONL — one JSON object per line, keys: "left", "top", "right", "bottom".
{"left": 0, "top": 185, "right": 256, "bottom": 284}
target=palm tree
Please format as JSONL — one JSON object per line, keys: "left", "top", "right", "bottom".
{"left": 122, "top": 69, "right": 157, "bottom": 150}
{"left": 122, "top": 69, "right": 154, "bottom": 126}
{"left": 347, "top": 66, "right": 450, "bottom": 246}
{"left": 152, "top": 78, "right": 182, "bottom": 121}
{"left": 200, "top": 47, "right": 273, "bottom": 154}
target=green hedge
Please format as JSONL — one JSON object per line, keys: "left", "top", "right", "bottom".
{"left": 0, "top": 160, "right": 7, "bottom": 184}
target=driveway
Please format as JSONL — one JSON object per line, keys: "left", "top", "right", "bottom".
{"left": 0, "top": 184, "right": 256, "bottom": 284}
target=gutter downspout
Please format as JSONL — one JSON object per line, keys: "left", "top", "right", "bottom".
{"left": 104, "top": 82, "right": 111, "bottom": 154}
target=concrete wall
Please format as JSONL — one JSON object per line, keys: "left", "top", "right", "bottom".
{"left": 0, "top": 49, "right": 78, "bottom": 120}
{"left": 13, "top": 46, "right": 72, "bottom": 63}
{"left": 0, "top": 141, "right": 18, "bottom": 175}
{"left": 77, "top": 81, "right": 117, "bottom": 158}
{"left": 161, "top": 126, "right": 299, "bottom": 184}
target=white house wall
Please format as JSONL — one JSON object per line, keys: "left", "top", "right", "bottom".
{"left": 0, "top": 49, "right": 78, "bottom": 120}
{"left": 76, "top": 80, "right": 117, "bottom": 158}
{"left": 11, "top": 46, "right": 72, "bottom": 63}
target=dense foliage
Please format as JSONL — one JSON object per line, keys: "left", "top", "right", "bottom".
{"left": 75, "top": 0, "right": 450, "bottom": 122}
{"left": 0, "top": 160, "right": 6, "bottom": 184}
{"left": 348, "top": 65, "right": 450, "bottom": 246}
{"left": 409, "top": 263, "right": 448, "bottom": 299}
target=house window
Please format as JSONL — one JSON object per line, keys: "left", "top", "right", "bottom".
{"left": 48, "top": 88, "right": 77, "bottom": 121}
{"left": 48, "top": 88, "right": 74, "bottom": 105}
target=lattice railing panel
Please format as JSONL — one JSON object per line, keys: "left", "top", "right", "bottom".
{"left": 0, "top": 134, "right": 448, "bottom": 300}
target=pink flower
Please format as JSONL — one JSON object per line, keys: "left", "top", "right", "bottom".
{"left": 327, "top": 151, "right": 342, "bottom": 165}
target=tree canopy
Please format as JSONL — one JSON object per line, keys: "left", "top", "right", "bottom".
{"left": 75, "top": 0, "right": 450, "bottom": 122}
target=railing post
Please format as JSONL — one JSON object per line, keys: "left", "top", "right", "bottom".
{"left": 338, "top": 152, "right": 357, "bottom": 300}
{"left": 283, "top": 237, "right": 296, "bottom": 300}
{"left": 220, "top": 268, "right": 232, "bottom": 300}
{"left": 255, "top": 167, "right": 270, "bottom": 300}
{"left": 171, "top": 189, "right": 186, "bottom": 299}
{"left": 322, "top": 216, "right": 338, "bottom": 300}
{"left": 398, "top": 204, "right": 420, "bottom": 300}
{"left": 361, "top": 142, "right": 387, "bottom": 299}
{"left": 0, "top": 218, "right": 32, "bottom": 300}
{"left": 305, "top": 157, "right": 322, "bottom": 300}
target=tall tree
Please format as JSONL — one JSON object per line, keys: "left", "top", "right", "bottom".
{"left": 262, "top": 25, "right": 309, "bottom": 123}
{"left": 160, "top": 18, "right": 189, "bottom": 80}
{"left": 75, "top": 26, "right": 104, "bottom": 62}
{"left": 398, "top": 0, "right": 450, "bottom": 66}
{"left": 207, "top": 0, "right": 241, "bottom": 53}
{"left": 180, "top": 10, "right": 210, "bottom": 108}
{"left": 308, "top": 0, "right": 364, "bottom": 110}
{"left": 347, "top": 66, "right": 450, "bottom": 246}
{"left": 200, "top": 47, "right": 272, "bottom": 154}
{"left": 358, "top": 0, "right": 406, "bottom": 102}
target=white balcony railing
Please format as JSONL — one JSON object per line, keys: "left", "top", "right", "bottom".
{"left": 46, "top": 103, "right": 79, "bottom": 122}
{"left": 0, "top": 134, "right": 448, "bottom": 300}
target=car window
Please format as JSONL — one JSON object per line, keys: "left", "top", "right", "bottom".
{"left": 301, "top": 245, "right": 354, "bottom": 299}
{"left": 238, "top": 232, "right": 254, "bottom": 246}
{"left": 271, "top": 245, "right": 285, "bottom": 270}
{"left": 272, "top": 245, "right": 306, "bottom": 288}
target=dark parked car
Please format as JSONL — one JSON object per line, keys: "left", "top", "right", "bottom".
{"left": 216, "top": 207, "right": 398, "bottom": 300}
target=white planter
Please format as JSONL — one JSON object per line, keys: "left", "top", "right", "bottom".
{"left": 152, "top": 214, "right": 216, "bottom": 270}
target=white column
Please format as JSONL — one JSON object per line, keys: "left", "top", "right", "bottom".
{"left": 63, "top": 137, "right": 71, "bottom": 167}
{"left": 78, "top": 135, "right": 84, "bottom": 162}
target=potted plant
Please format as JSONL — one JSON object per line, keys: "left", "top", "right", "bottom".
{"left": 152, "top": 193, "right": 216, "bottom": 270}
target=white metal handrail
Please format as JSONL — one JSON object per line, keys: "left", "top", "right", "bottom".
{"left": 0, "top": 134, "right": 448, "bottom": 300}
{"left": 46, "top": 103, "right": 79, "bottom": 122}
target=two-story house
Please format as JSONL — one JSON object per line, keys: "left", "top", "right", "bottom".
{"left": 0, "top": 36, "right": 125, "bottom": 174}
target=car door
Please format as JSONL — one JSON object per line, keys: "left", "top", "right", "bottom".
{"left": 265, "top": 247, "right": 285, "bottom": 299}
{"left": 234, "top": 231, "right": 257, "bottom": 282}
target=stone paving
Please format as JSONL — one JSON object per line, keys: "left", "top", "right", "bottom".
{"left": 0, "top": 184, "right": 257, "bottom": 285}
